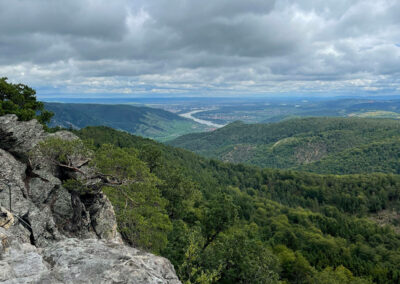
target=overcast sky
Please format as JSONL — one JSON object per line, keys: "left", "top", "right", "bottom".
{"left": 1, "top": 0, "right": 400, "bottom": 98}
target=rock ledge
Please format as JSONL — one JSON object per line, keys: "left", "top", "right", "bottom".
{"left": 0, "top": 115, "right": 180, "bottom": 284}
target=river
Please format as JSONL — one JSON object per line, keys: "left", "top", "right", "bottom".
{"left": 179, "top": 110, "right": 225, "bottom": 128}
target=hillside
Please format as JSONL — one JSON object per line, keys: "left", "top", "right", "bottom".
{"left": 169, "top": 117, "right": 400, "bottom": 174}
{"left": 45, "top": 102, "right": 208, "bottom": 141}
{"left": 300, "top": 138, "right": 400, "bottom": 174}
{"left": 75, "top": 125, "right": 400, "bottom": 284}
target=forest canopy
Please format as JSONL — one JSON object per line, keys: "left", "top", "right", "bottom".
{"left": 75, "top": 126, "right": 400, "bottom": 284}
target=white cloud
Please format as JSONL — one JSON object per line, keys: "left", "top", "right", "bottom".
{"left": 0, "top": 0, "right": 399, "bottom": 96}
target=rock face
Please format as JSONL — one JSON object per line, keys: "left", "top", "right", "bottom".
{"left": 0, "top": 228, "right": 180, "bottom": 284}
{"left": 0, "top": 114, "right": 181, "bottom": 284}
{"left": 0, "top": 114, "right": 45, "bottom": 161}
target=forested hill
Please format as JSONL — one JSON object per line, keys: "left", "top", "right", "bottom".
{"left": 74, "top": 125, "right": 400, "bottom": 283}
{"left": 168, "top": 117, "right": 400, "bottom": 174}
{"left": 44, "top": 102, "right": 208, "bottom": 141}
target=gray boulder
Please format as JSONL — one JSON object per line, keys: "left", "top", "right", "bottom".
{"left": 0, "top": 230, "right": 180, "bottom": 284}
{"left": 88, "top": 193, "right": 122, "bottom": 241}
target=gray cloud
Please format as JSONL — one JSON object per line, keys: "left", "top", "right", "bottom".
{"left": 0, "top": 0, "right": 399, "bottom": 96}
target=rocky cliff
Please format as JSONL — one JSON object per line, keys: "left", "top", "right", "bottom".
{"left": 0, "top": 114, "right": 181, "bottom": 284}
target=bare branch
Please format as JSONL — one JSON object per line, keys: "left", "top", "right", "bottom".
{"left": 54, "top": 161, "right": 85, "bottom": 174}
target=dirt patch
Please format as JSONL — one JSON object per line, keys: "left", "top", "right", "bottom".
{"left": 295, "top": 142, "right": 327, "bottom": 164}
{"left": 370, "top": 209, "right": 400, "bottom": 234}
{"left": 222, "top": 144, "right": 255, "bottom": 163}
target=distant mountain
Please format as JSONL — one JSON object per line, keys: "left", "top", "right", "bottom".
{"left": 188, "top": 98, "right": 400, "bottom": 125}
{"left": 169, "top": 117, "right": 400, "bottom": 174}
{"left": 45, "top": 102, "right": 208, "bottom": 141}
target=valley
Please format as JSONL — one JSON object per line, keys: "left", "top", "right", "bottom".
{"left": 3, "top": 1, "right": 400, "bottom": 283}
{"left": 3, "top": 77, "right": 400, "bottom": 283}
{"left": 44, "top": 102, "right": 211, "bottom": 141}
{"left": 44, "top": 96, "right": 400, "bottom": 126}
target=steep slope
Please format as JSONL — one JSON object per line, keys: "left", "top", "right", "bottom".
{"left": 0, "top": 115, "right": 180, "bottom": 283}
{"left": 169, "top": 117, "right": 400, "bottom": 173}
{"left": 45, "top": 102, "right": 208, "bottom": 141}
{"left": 299, "top": 138, "right": 400, "bottom": 174}
{"left": 76, "top": 125, "right": 400, "bottom": 284}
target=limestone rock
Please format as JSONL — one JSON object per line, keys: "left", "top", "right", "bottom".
{"left": 0, "top": 148, "right": 30, "bottom": 217}
{"left": 0, "top": 114, "right": 45, "bottom": 160}
{"left": 0, "top": 235, "right": 180, "bottom": 284}
{"left": 87, "top": 193, "right": 122, "bottom": 241}
{"left": 0, "top": 115, "right": 181, "bottom": 283}
{"left": 48, "top": 130, "right": 79, "bottom": 141}
{"left": 28, "top": 169, "right": 62, "bottom": 205}
{"left": 6, "top": 223, "right": 31, "bottom": 245}
{"left": 0, "top": 241, "right": 49, "bottom": 283}
{"left": 41, "top": 238, "right": 181, "bottom": 284}
{"left": 0, "top": 148, "right": 61, "bottom": 247}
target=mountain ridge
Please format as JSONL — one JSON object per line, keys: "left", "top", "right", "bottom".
{"left": 45, "top": 102, "right": 208, "bottom": 141}
{"left": 169, "top": 116, "right": 400, "bottom": 174}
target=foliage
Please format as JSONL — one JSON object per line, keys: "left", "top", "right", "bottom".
{"left": 300, "top": 138, "right": 400, "bottom": 174}
{"left": 203, "top": 224, "right": 280, "bottom": 284}
{"left": 63, "top": 179, "right": 92, "bottom": 194}
{"left": 93, "top": 144, "right": 172, "bottom": 253}
{"left": 0, "top": 77, "right": 53, "bottom": 124}
{"left": 157, "top": 168, "right": 202, "bottom": 220}
{"left": 311, "top": 265, "right": 372, "bottom": 284}
{"left": 168, "top": 117, "right": 400, "bottom": 174}
{"left": 34, "top": 137, "right": 92, "bottom": 167}
{"left": 202, "top": 193, "right": 238, "bottom": 249}
{"left": 178, "top": 228, "right": 222, "bottom": 284}
{"left": 75, "top": 126, "right": 400, "bottom": 283}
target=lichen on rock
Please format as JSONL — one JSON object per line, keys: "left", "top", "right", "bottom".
{"left": 0, "top": 207, "right": 13, "bottom": 229}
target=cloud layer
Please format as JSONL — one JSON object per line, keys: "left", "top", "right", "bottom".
{"left": 1, "top": 0, "right": 400, "bottom": 97}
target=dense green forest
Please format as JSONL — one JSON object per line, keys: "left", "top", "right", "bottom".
{"left": 300, "top": 138, "right": 400, "bottom": 174}
{"left": 75, "top": 126, "right": 400, "bottom": 284}
{"left": 169, "top": 117, "right": 400, "bottom": 174}
{"left": 45, "top": 102, "right": 208, "bottom": 141}
{"left": 3, "top": 78, "right": 400, "bottom": 283}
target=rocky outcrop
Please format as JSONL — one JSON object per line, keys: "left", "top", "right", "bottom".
{"left": 0, "top": 228, "right": 180, "bottom": 284}
{"left": 0, "top": 114, "right": 45, "bottom": 161}
{"left": 0, "top": 114, "right": 180, "bottom": 284}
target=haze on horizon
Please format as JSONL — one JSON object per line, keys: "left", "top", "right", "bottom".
{"left": 1, "top": 0, "right": 400, "bottom": 98}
